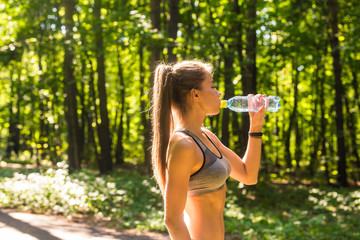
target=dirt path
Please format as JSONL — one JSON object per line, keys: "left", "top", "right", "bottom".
{"left": 0, "top": 208, "right": 170, "bottom": 240}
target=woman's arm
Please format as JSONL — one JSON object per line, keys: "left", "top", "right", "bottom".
{"left": 204, "top": 99, "right": 265, "bottom": 185}
{"left": 164, "top": 136, "right": 197, "bottom": 239}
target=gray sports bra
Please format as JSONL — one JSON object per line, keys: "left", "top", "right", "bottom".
{"left": 176, "top": 129, "right": 232, "bottom": 196}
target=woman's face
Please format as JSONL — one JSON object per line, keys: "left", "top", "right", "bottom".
{"left": 196, "top": 71, "right": 222, "bottom": 115}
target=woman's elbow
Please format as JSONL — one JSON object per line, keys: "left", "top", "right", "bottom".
{"left": 164, "top": 216, "right": 174, "bottom": 228}
{"left": 243, "top": 176, "right": 258, "bottom": 185}
{"left": 244, "top": 179, "right": 258, "bottom": 185}
{"left": 164, "top": 214, "right": 181, "bottom": 229}
{"left": 233, "top": 174, "right": 258, "bottom": 185}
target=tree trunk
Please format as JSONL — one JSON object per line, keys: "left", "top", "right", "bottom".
{"left": 284, "top": 59, "right": 299, "bottom": 169}
{"left": 320, "top": 72, "right": 330, "bottom": 185}
{"left": 146, "top": 0, "right": 162, "bottom": 173}
{"left": 64, "top": 0, "right": 81, "bottom": 171}
{"left": 344, "top": 95, "right": 360, "bottom": 179}
{"left": 183, "top": 0, "right": 196, "bottom": 59}
{"left": 232, "top": 0, "right": 244, "bottom": 66}
{"left": 25, "top": 66, "right": 39, "bottom": 165}
{"left": 139, "top": 40, "right": 152, "bottom": 172}
{"left": 348, "top": 58, "right": 360, "bottom": 170}
{"left": 328, "top": 0, "right": 348, "bottom": 186}
{"left": 94, "top": 0, "right": 113, "bottom": 173}
{"left": 6, "top": 67, "right": 20, "bottom": 157}
{"left": 126, "top": 106, "right": 130, "bottom": 140}
{"left": 115, "top": 44, "right": 126, "bottom": 167}
{"left": 231, "top": 0, "right": 244, "bottom": 155}
{"left": 78, "top": 17, "right": 100, "bottom": 164}
{"left": 168, "top": 0, "right": 179, "bottom": 63}
{"left": 240, "top": 0, "right": 257, "bottom": 156}
{"left": 87, "top": 57, "right": 100, "bottom": 163}
{"left": 349, "top": 57, "right": 360, "bottom": 111}
{"left": 294, "top": 117, "right": 302, "bottom": 169}
{"left": 150, "top": 0, "right": 161, "bottom": 33}
{"left": 351, "top": 71, "right": 360, "bottom": 110}
{"left": 221, "top": 52, "right": 233, "bottom": 147}
{"left": 14, "top": 67, "right": 21, "bottom": 154}
{"left": 350, "top": 70, "right": 360, "bottom": 168}
{"left": 309, "top": 56, "right": 321, "bottom": 176}
{"left": 37, "top": 44, "right": 47, "bottom": 161}
{"left": 79, "top": 58, "right": 86, "bottom": 161}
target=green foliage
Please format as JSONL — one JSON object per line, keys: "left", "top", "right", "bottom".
{"left": 1, "top": 0, "right": 359, "bottom": 237}
{"left": 0, "top": 164, "right": 166, "bottom": 231}
{"left": 0, "top": 0, "right": 359, "bottom": 183}
{"left": 225, "top": 180, "right": 360, "bottom": 239}
{"left": 1, "top": 167, "right": 359, "bottom": 238}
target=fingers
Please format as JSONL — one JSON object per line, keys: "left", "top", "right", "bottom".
{"left": 248, "top": 93, "right": 266, "bottom": 98}
{"left": 247, "top": 93, "right": 267, "bottom": 113}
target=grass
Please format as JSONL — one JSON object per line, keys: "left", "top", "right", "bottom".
{"left": 0, "top": 162, "right": 359, "bottom": 239}
{"left": 225, "top": 181, "right": 360, "bottom": 239}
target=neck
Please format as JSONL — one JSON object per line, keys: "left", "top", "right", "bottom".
{"left": 172, "top": 107, "right": 206, "bottom": 136}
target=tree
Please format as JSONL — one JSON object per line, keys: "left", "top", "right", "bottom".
{"left": 168, "top": 0, "right": 179, "bottom": 62}
{"left": 6, "top": 66, "right": 21, "bottom": 157}
{"left": 94, "top": 0, "right": 113, "bottom": 173}
{"left": 145, "top": 0, "right": 162, "bottom": 173}
{"left": 284, "top": 59, "right": 299, "bottom": 169}
{"left": 327, "top": 0, "right": 348, "bottom": 186}
{"left": 240, "top": 0, "right": 257, "bottom": 156}
{"left": 221, "top": 50, "right": 235, "bottom": 148}
{"left": 63, "top": 0, "right": 81, "bottom": 171}
{"left": 115, "top": 44, "right": 126, "bottom": 166}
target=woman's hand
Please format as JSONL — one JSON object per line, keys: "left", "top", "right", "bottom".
{"left": 248, "top": 94, "right": 266, "bottom": 132}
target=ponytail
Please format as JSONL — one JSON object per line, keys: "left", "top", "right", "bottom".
{"left": 151, "top": 64, "right": 174, "bottom": 193}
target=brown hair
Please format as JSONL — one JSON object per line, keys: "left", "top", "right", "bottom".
{"left": 151, "top": 60, "right": 213, "bottom": 193}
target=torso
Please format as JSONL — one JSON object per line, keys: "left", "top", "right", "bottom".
{"left": 174, "top": 129, "right": 231, "bottom": 240}
{"left": 185, "top": 186, "right": 227, "bottom": 240}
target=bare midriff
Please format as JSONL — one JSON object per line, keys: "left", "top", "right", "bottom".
{"left": 185, "top": 185, "right": 227, "bottom": 240}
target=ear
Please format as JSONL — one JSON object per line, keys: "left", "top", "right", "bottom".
{"left": 192, "top": 89, "right": 200, "bottom": 102}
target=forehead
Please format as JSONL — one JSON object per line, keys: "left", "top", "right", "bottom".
{"left": 203, "top": 71, "right": 213, "bottom": 83}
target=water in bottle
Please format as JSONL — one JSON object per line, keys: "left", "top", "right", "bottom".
{"left": 220, "top": 95, "right": 281, "bottom": 112}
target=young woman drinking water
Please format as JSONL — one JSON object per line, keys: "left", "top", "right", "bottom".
{"left": 151, "top": 60, "right": 265, "bottom": 240}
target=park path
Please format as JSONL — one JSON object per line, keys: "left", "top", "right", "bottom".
{"left": 0, "top": 208, "right": 170, "bottom": 240}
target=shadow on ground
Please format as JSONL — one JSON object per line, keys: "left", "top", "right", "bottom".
{"left": 0, "top": 209, "right": 169, "bottom": 240}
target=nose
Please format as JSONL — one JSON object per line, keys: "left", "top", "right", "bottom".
{"left": 217, "top": 90, "right": 222, "bottom": 98}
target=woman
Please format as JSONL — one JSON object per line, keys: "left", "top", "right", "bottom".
{"left": 151, "top": 60, "right": 265, "bottom": 240}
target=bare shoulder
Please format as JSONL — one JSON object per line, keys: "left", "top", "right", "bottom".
{"left": 167, "top": 132, "right": 198, "bottom": 167}
{"left": 169, "top": 132, "right": 196, "bottom": 152}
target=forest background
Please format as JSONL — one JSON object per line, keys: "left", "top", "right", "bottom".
{"left": 0, "top": 0, "right": 360, "bottom": 239}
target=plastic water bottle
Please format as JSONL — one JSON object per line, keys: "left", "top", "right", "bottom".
{"left": 220, "top": 96, "right": 281, "bottom": 112}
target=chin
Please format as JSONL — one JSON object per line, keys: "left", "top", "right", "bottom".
{"left": 207, "top": 110, "right": 220, "bottom": 116}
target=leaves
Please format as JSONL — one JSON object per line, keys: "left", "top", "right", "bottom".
{"left": 0, "top": 165, "right": 166, "bottom": 230}
{"left": 225, "top": 180, "right": 360, "bottom": 239}
{"left": 0, "top": 0, "right": 359, "bottom": 191}
{"left": 1, "top": 167, "right": 359, "bottom": 238}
